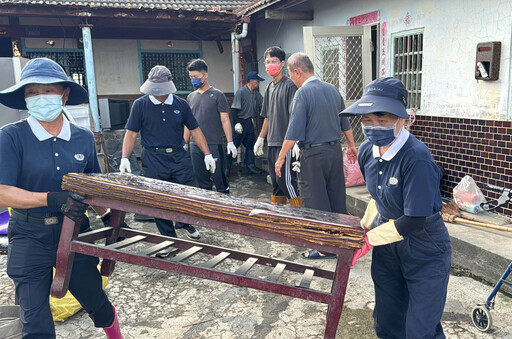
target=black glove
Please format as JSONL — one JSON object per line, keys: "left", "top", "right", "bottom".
{"left": 47, "top": 192, "right": 87, "bottom": 222}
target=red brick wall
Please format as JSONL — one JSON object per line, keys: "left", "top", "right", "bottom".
{"left": 409, "top": 116, "right": 512, "bottom": 217}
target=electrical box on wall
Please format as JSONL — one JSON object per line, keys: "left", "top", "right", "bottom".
{"left": 475, "top": 41, "right": 501, "bottom": 81}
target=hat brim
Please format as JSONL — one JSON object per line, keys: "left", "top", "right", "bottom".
{"left": 0, "top": 76, "right": 89, "bottom": 110}
{"left": 339, "top": 94, "right": 409, "bottom": 119}
{"left": 251, "top": 76, "right": 265, "bottom": 82}
{"left": 140, "top": 79, "right": 177, "bottom": 96}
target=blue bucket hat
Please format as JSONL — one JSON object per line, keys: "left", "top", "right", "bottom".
{"left": 340, "top": 77, "right": 409, "bottom": 119}
{"left": 0, "top": 58, "right": 88, "bottom": 110}
{"left": 247, "top": 71, "right": 265, "bottom": 82}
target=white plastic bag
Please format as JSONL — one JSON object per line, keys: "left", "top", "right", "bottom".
{"left": 453, "top": 175, "right": 487, "bottom": 213}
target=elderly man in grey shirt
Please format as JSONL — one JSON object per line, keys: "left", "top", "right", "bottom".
{"left": 275, "top": 52, "right": 357, "bottom": 260}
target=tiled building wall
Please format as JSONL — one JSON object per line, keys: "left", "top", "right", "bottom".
{"left": 410, "top": 116, "right": 512, "bottom": 217}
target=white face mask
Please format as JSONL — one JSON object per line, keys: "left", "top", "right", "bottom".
{"left": 25, "top": 94, "right": 64, "bottom": 122}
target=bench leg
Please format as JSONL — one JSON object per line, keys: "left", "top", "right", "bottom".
{"left": 101, "top": 209, "right": 126, "bottom": 277}
{"left": 51, "top": 217, "right": 81, "bottom": 298}
{"left": 324, "top": 250, "right": 352, "bottom": 339}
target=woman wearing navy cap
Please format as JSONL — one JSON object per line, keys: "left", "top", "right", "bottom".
{"left": 342, "top": 77, "right": 451, "bottom": 338}
{"left": 0, "top": 58, "right": 123, "bottom": 338}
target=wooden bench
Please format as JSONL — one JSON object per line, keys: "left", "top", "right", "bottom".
{"left": 51, "top": 173, "right": 363, "bottom": 339}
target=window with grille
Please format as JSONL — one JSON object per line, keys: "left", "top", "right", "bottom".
{"left": 392, "top": 30, "right": 423, "bottom": 109}
{"left": 140, "top": 52, "right": 200, "bottom": 92}
{"left": 25, "top": 51, "right": 86, "bottom": 88}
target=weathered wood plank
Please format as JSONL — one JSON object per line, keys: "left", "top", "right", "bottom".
{"left": 62, "top": 173, "right": 364, "bottom": 249}
{"left": 268, "top": 263, "right": 286, "bottom": 282}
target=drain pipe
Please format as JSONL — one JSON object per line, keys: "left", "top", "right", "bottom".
{"left": 231, "top": 19, "right": 249, "bottom": 93}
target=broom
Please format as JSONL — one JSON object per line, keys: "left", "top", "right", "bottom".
{"left": 441, "top": 200, "right": 512, "bottom": 233}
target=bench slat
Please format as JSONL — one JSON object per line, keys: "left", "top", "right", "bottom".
{"left": 138, "top": 240, "right": 175, "bottom": 256}
{"left": 268, "top": 263, "right": 286, "bottom": 282}
{"left": 235, "top": 257, "right": 258, "bottom": 275}
{"left": 298, "top": 269, "right": 315, "bottom": 289}
{"left": 105, "top": 235, "right": 146, "bottom": 250}
{"left": 77, "top": 227, "right": 113, "bottom": 241}
{"left": 203, "top": 251, "right": 231, "bottom": 268}
{"left": 170, "top": 246, "right": 202, "bottom": 262}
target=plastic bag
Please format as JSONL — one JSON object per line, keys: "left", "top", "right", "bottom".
{"left": 453, "top": 175, "right": 487, "bottom": 214}
{"left": 343, "top": 150, "right": 365, "bottom": 187}
{"left": 50, "top": 266, "right": 108, "bottom": 322}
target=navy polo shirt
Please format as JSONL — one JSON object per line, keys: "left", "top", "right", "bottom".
{"left": 125, "top": 94, "right": 199, "bottom": 148}
{"left": 358, "top": 128, "right": 442, "bottom": 219}
{"left": 0, "top": 116, "right": 101, "bottom": 213}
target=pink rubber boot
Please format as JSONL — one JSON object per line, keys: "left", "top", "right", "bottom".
{"left": 104, "top": 306, "right": 123, "bottom": 339}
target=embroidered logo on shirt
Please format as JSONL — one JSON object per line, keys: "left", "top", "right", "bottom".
{"left": 74, "top": 154, "right": 85, "bottom": 161}
{"left": 389, "top": 177, "right": 398, "bottom": 185}
{"left": 173, "top": 110, "right": 180, "bottom": 114}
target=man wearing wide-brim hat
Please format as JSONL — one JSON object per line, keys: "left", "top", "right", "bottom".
{"left": 0, "top": 57, "right": 123, "bottom": 338}
{"left": 120, "top": 65, "right": 214, "bottom": 249}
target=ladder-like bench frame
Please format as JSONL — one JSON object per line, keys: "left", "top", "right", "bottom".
{"left": 51, "top": 196, "right": 355, "bottom": 339}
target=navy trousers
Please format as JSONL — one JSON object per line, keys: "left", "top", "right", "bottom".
{"left": 371, "top": 214, "right": 451, "bottom": 339}
{"left": 226, "top": 118, "right": 256, "bottom": 170}
{"left": 141, "top": 148, "right": 197, "bottom": 237}
{"left": 190, "top": 144, "right": 229, "bottom": 194}
{"left": 7, "top": 217, "right": 114, "bottom": 339}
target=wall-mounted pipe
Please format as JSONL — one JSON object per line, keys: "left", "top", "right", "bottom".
{"left": 231, "top": 22, "right": 249, "bottom": 93}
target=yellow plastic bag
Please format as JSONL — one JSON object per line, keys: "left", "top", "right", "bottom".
{"left": 50, "top": 266, "right": 108, "bottom": 322}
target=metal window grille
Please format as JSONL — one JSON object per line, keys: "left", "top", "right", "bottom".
{"left": 141, "top": 52, "right": 200, "bottom": 92}
{"left": 26, "top": 51, "right": 86, "bottom": 88}
{"left": 313, "top": 35, "right": 365, "bottom": 146}
{"left": 393, "top": 33, "right": 423, "bottom": 109}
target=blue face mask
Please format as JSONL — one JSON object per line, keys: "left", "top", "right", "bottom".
{"left": 361, "top": 120, "right": 399, "bottom": 146}
{"left": 25, "top": 94, "right": 64, "bottom": 122}
{"left": 191, "top": 77, "right": 204, "bottom": 89}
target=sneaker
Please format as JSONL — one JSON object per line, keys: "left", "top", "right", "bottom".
{"left": 180, "top": 225, "right": 201, "bottom": 240}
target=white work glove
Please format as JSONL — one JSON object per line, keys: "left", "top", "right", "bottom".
{"left": 234, "top": 123, "right": 243, "bottom": 134}
{"left": 119, "top": 157, "right": 132, "bottom": 174}
{"left": 183, "top": 144, "right": 189, "bottom": 152}
{"left": 204, "top": 154, "right": 216, "bottom": 174}
{"left": 292, "top": 143, "right": 300, "bottom": 160}
{"left": 254, "top": 137, "right": 265, "bottom": 156}
{"left": 292, "top": 161, "right": 301, "bottom": 173}
{"left": 227, "top": 141, "right": 238, "bottom": 158}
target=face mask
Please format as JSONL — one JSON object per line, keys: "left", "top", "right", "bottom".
{"left": 191, "top": 77, "right": 204, "bottom": 89}
{"left": 265, "top": 63, "right": 281, "bottom": 77}
{"left": 361, "top": 120, "right": 399, "bottom": 146}
{"left": 25, "top": 94, "right": 64, "bottom": 122}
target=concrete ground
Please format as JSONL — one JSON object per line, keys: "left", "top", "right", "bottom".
{"left": 1, "top": 167, "right": 512, "bottom": 338}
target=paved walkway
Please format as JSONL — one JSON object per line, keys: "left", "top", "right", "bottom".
{"left": 1, "top": 170, "right": 511, "bottom": 338}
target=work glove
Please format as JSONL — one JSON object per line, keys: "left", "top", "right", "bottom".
{"left": 254, "top": 137, "right": 265, "bottom": 156}
{"left": 292, "top": 161, "right": 301, "bottom": 173}
{"left": 183, "top": 144, "right": 189, "bottom": 152}
{"left": 204, "top": 154, "right": 216, "bottom": 174}
{"left": 227, "top": 141, "right": 238, "bottom": 158}
{"left": 351, "top": 226, "right": 373, "bottom": 266}
{"left": 234, "top": 123, "right": 243, "bottom": 134}
{"left": 119, "top": 157, "right": 131, "bottom": 174}
{"left": 47, "top": 191, "right": 88, "bottom": 222}
{"left": 292, "top": 143, "right": 301, "bottom": 160}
